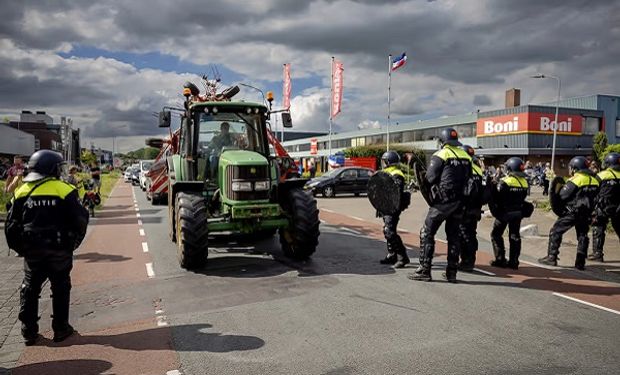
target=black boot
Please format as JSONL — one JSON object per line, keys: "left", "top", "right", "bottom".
{"left": 538, "top": 254, "right": 558, "bottom": 266}
{"left": 380, "top": 253, "right": 397, "bottom": 265}
{"left": 53, "top": 324, "right": 76, "bottom": 343}
{"left": 393, "top": 247, "right": 410, "bottom": 269}
{"left": 575, "top": 254, "right": 586, "bottom": 271}
{"left": 21, "top": 324, "right": 40, "bottom": 346}
{"left": 442, "top": 268, "right": 457, "bottom": 283}
{"left": 408, "top": 266, "right": 432, "bottom": 281}
{"left": 587, "top": 252, "right": 604, "bottom": 262}
{"left": 490, "top": 258, "right": 508, "bottom": 268}
{"left": 458, "top": 259, "right": 475, "bottom": 272}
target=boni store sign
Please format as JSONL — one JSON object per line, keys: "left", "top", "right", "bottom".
{"left": 476, "top": 112, "right": 583, "bottom": 137}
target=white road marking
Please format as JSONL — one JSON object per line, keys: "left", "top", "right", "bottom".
{"left": 138, "top": 219, "right": 143, "bottom": 226}
{"left": 167, "top": 370, "right": 182, "bottom": 375}
{"left": 398, "top": 229, "right": 411, "bottom": 233}
{"left": 155, "top": 309, "right": 164, "bottom": 315}
{"left": 321, "top": 208, "right": 335, "bottom": 213}
{"left": 473, "top": 268, "right": 496, "bottom": 276}
{"left": 349, "top": 216, "right": 365, "bottom": 221}
{"left": 553, "top": 292, "right": 620, "bottom": 316}
{"left": 135, "top": 207, "right": 140, "bottom": 211}
{"left": 142, "top": 242, "right": 149, "bottom": 252}
{"left": 340, "top": 227, "right": 362, "bottom": 235}
{"left": 139, "top": 229, "right": 145, "bottom": 236}
{"left": 145, "top": 263, "right": 155, "bottom": 278}
{"left": 156, "top": 315, "right": 169, "bottom": 327}
{"left": 520, "top": 260, "right": 558, "bottom": 270}
{"left": 136, "top": 213, "right": 141, "bottom": 218}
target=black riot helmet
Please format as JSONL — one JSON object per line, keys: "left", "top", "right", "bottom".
{"left": 381, "top": 151, "right": 400, "bottom": 168}
{"left": 505, "top": 157, "right": 526, "bottom": 177}
{"left": 439, "top": 128, "right": 461, "bottom": 147}
{"left": 23, "top": 150, "right": 65, "bottom": 182}
{"left": 568, "top": 156, "right": 590, "bottom": 175}
{"left": 461, "top": 145, "right": 479, "bottom": 165}
{"left": 603, "top": 152, "right": 620, "bottom": 171}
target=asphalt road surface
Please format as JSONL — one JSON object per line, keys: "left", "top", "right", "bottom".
{"left": 8, "top": 182, "right": 620, "bottom": 374}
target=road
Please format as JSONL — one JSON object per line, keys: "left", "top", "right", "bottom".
{"left": 4, "top": 181, "right": 620, "bottom": 374}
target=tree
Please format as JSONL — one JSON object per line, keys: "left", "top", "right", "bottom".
{"left": 81, "top": 150, "right": 97, "bottom": 166}
{"left": 593, "top": 132, "right": 608, "bottom": 164}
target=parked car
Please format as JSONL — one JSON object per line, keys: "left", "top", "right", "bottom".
{"left": 139, "top": 160, "right": 154, "bottom": 191}
{"left": 304, "top": 167, "right": 373, "bottom": 198}
{"left": 123, "top": 167, "right": 133, "bottom": 182}
{"left": 130, "top": 164, "right": 140, "bottom": 186}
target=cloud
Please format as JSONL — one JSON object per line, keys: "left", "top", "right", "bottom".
{"left": 473, "top": 95, "right": 492, "bottom": 106}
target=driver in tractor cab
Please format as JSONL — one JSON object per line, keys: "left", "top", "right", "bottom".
{"left": 210, "top": 122, "right": 236, "bottom": 154}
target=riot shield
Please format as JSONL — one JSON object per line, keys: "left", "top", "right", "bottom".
{"left": 413, "top": 162, "right": 433, "bottom": 207}
{"left": 367, "top": 172, "right": 401, "bottom": 216}
{"left": 549, "top": 176, "right": 567, "bottom": 217}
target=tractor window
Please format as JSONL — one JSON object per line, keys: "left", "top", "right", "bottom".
{"left": 197, "top": 112, "right": 268, "bottom": 157}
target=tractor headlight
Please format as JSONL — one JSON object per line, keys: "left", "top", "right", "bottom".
{"left": 231, "top": 182, "right": 252, "bottom": 191}
{"left": 254, "top": 180, "right": 270, "bottom": 191}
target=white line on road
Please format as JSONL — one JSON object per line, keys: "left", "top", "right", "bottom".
{"left": 156, "top": 315, "right": 169, "bottom": 327}
{"left": 155, "top": 309, "right": 164, "bottom": 315}
{"left": 136, "top": 213, "right": 141, "bottom": 218}
{"left": 145, "top": 262, "right": 155, "bottom": 278}
{"left": 166, "top": 370, "right": 182, "bottom": 375}
{"left": 139, "top": 229, "right": 145, "bottom": 236}
{"left": 134, "top": 207, "right": 139, "bottom": 211}
{"left": 138, "top": 219, "right": 143, "bottom": 226}
{"left": 349, "top": 216, "right": 365, "bottom": 221}
{"left": 142, "top": 242, "right": 149, "bottom": 252}
{"left": 340, "top": 227, "right": 362, "bottom": 235}
{"left": 321, "top": 208, "right": 335, "bottom": 213}
{"left": 473, "top": 268, "right": 496, "bottom": 276}
{"left": 521, "top": 260, "right": 558, "bottom": 270}
{"left": 552, "top": 292, "right": 620, "bottom": 316}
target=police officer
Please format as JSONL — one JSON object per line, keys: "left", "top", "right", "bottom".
{"left": 539, "top": 156, "right": 599, "bottom": 270}
{"left": 458, "top": 145, "right": 490, "bottom": 272}
{"left": 4, "top": 150, "right": 88, "bottom": 345}
{"left": 378, "top": 151, "right": 411, "bottom": 268}
{"left": 409, "top": 128, "right": 472, "bottom": 283}
{"left": 589, "top": 152, "right": 620, "bottom": 262}
{"left": 489, "top": 157, "right": 529, "bottom": 270}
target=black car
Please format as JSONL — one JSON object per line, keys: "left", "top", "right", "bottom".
{"left": 305, "top": 167, "right": 373, "bottom": 197}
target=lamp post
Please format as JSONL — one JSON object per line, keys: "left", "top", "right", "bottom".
{"left": 531, "top": 74, "right": 561, "bottom": 173}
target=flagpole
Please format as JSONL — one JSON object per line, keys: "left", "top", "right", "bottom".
{"left": 329, "top": 56, "right": 334, "bottom": 160}
{"left": 387, "top": 54, "right": 392, "bottom": 151}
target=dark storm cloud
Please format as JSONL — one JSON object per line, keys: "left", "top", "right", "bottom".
{"left": 473, "top": 95, "right": 491, "bottom": 106}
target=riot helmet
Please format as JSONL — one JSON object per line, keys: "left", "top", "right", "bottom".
{"left": 439, "top": 128, "right": 461, "bottom": 147}
{"left": 603, "top": 152, "right": 620, "bottom": 171}
{"left": 23, "top": 150, "right": 65, "bottom": 182}
{"left": 504, "top": 157, "right": 526, "bottom": 177}
{"left": 568, "top": 156, "right": 590, "bottom": 175}
{"left": 381, "top": 151, "right": 400, "bottom": 168}
{"left": 461, "top": 145, "right": 479, "bottom": 166}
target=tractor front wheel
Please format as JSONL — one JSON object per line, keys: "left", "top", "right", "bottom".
{"left": 175, "top": 192, "right": 209, "bottom": 269}
{"left": 279, "top": 189, "right": 320, "bottom": 260}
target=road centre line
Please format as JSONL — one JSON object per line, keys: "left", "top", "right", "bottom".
{"left": 167, "top": 370, "right": 182, "bottom": 375}
{"left": 142, "top": 242, "right": 149, "bottom": 252}
{"left": 136, "top": 213, "right": 141, "bottom": 218}
{"left": 321, "top": 208, "right": 335, "bottom": 213}
{"left": 139, "top": 228, "right": 145, "bottom": 236}
{"left": 156, "top": 315, "right": 169, "bottom": 327}
{"left": 135, "top": 207, "right": 140, "bottom": 211}
{"left": 553, "top": 292, "right": 620, "bottom": 316}
{"left": 145, "top": 263, "right": 155, "bottom": 278}
{"left": 138, "top": 219, "right": 143, "bottom": 226}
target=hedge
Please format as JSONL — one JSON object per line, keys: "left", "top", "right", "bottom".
{"left": 343, "top": 144, "right": 426, "bottom": 169}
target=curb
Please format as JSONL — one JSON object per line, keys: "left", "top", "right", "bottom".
{"left": 0, "top": 212, "right": 6, "bottom": 223}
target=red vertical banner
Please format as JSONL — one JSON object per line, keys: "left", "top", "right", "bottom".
{"left": 331, "top": 60, "right": 344, "bottom": 118}
{"left": 282, "top": 63, "right": 291, "bottom": 110}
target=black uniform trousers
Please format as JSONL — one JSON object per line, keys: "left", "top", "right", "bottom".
{"left": 459, "top": 208, "right": 481, "bottom": 266}
{"left": 491, "top": 214, "right": 522, "bottom": 263}
{"left": 382, "top": 213, "right": 406, "bottom": 258}
{"left": 548, "top": 213, "right": 590, "bottom": 259}
{"left": 419, "top": 202, "right": 463, "bottom": 269}
{"left": 19, "top": 256, "right": 73, "bottom": 334}
{"left": 591, "top": 211, "right": 620, "bottom": 256}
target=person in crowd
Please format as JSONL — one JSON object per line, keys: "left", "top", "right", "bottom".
{"left": 4, "top": 150, "right": 89, "bottom": 346}
{"left": 542, "top": 162, "right": 553, "bottom": 196}
{"left": 378, "top": 151, "right": 410, "bottom": 269}
{"left": 489, "top": 157, "right": 530, "bottom": 270}
{"left": 589, "top": 160, "right": 600, "bottom": 174}
{"left": 65, "top": 166, "right": 79, "bottom": 187}
{"left": 4, "top": 155, "right": 25, "bottom": 194}
{"left": 308, "top": 158, "right": 317, "bottom": 178}
{"left": 90, "top": 161, "right": 101, "bottom": 193}
{"left": 409, "top": 128, "right": 471, "bottom": 283}
{"left": 539, "top": 156, "right": 599, "bottom": 270}
{"left": 589, "top": 152, "right": 620, "bottom": 262}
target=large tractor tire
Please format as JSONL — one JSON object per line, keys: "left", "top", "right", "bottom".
{"left": 175, "top": 192, "right": 209, "bottom": 269}
{"left": 279, "top": 189, "right": 320, "bottom": 260}
{"left": 168, "top": 187, "right": 176, "bottom": 243}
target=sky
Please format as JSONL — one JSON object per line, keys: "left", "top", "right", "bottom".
{"left": 0, "top": 0, "right": 618, "bottom": 153}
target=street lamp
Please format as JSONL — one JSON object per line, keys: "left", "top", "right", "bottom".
{"left": 531, "top": 74, "right": 561, "bottom": 173}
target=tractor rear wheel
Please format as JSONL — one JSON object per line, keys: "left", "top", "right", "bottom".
{"left": 279, "top": 189, "right": 320, "bottom": 260}
{"left": 168, "top": 187, "right": 176, "bottom": 242}
{"left": 175, "top": 192, "right": 209, "bottom": 269}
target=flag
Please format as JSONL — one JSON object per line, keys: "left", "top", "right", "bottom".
{"left": 282, "top": 63, "right": 291, "bottom": 110}
{"left": 391, "top": 52, "right": 407, "bottom": 71}
{"left": 331, "top": 59, "right": 344, "bottom": 118}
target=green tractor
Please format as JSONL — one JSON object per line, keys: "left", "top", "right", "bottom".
{"left": 158, "top": 82, "right": 320, "bottom": 269}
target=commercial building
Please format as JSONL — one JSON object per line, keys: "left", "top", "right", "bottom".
{"left": 282, "top": 90, "right": 620, "bottom": 173}
{"left": 0, "top": 124, "right": 36, "bottom": 157}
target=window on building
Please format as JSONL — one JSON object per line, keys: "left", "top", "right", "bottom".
{"left": 455, "top": 124, "right": 475, "bottom": 138}
{"left": 34, "top": 139, "right": 41, "bottom": 150}
{"left": 584, "top": 117, "right": 600, "bottom": 135}
{"left": 402, "top": 131, "right": 415, "bottom": 142}
{"left": 389, "top": 132, "right": 402, "bottom": 144}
